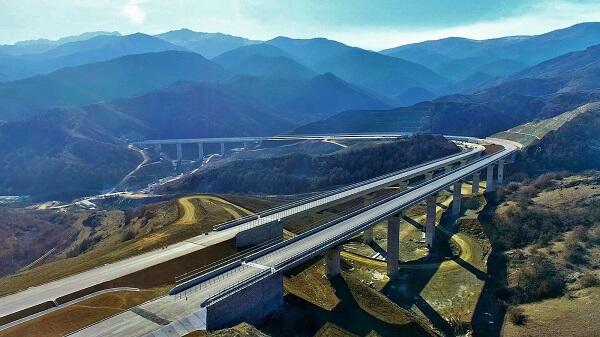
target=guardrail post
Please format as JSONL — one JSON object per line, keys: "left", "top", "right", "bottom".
{"left": 486, "top": 165, "right": 495, "bottom": 192}
{"left": 425, "top": 194, "right": 437, "bottom": 249}
{"left": 452, "top": 181, "right": 462, "bottom": 216}
{"left": 472, "top": 171, "right": 480, "bottom": 194}
{"left": 325, "top": 246, "right": 343, "bottom": 277}
{"left": 387, "top": 213, "right": 401, "bottom": 276}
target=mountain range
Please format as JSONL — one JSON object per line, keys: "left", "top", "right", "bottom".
{"left": 0, "top": 51, "right": 227, "bottom": 121}
{"left": 298, "top": 42, "right": 600, "bottom": 137}
{"left": 0, "top": 22, "right": 599, "bottom": 199}
{"left": 0, "top": 33, "right": 184, "bottom": 82}
{"left": 156, "top": 29, "right": 259, "bottom": 58}
{"left": 382, "top": 22, "right": 600, "bottom": 91}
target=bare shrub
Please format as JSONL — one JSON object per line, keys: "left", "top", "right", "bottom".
{"left": 511, "top": 255, "right": 565, "bottom": 303}
{"left": 507, "top": 306, "right": 528, "bottom": 325}
{"left": 579, "top": 272, "right": 599, "bottom": 288}
{"left": 121, "top": 229, "right": 136, "bottom": 242}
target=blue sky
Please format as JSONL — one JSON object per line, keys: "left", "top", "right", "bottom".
{"left": 1, "top": 0, "right": 599, "bottom": 49}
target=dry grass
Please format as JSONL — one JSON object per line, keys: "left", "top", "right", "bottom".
{"left": 284, "top": 261, "right": 340, "bottom": 310}
{"left": 0, "top": 240, "right": 237, "bottom": 337}
{"left": 341, "top": 272, "right": 414, "bottom": 325}
{"left": 502, "top": 286, "right": 600, "bottom": 337}
{"left": 0, "top": 195, "right": 250, "bottom": 296}
{"left": 182, "top": 323, "right": 267, "bottom": 337}
{"left": 314, "top": 322, "right": 359, "bottom": 337}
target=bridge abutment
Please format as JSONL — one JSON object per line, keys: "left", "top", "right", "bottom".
{"left": 235, "top": 220, "right": 283, "bottom": 248}
{"left": 205, "top": 272, "right": 283, "bottom": 330}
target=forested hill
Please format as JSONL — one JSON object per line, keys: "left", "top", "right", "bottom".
{"left": 158, "top": 135, "right": 459, "bottom": 195}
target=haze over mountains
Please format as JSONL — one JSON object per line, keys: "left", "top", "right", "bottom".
{"left": 0, "top": 22, "right": 599, "bottom": 199}
{"left": 299, "top": 40, "right": 600, "bottom": 137}
{"left": 381, "top": 22, "right": 600, "bottom": 90}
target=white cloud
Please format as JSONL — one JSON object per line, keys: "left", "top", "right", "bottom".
{"left": 122, "top": 1, "right": 145, "bottom": 25}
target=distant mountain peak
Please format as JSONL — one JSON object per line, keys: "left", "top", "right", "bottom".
{"left": 155, "top": 30, "right": 260, "bottom": 58}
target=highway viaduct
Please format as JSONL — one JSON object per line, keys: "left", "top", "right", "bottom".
{"left": 133, "top": 133, "right": 412, "bottom": 161}
{"left": 59, "top": 135, "right": 518, "bottom": 337}
{"left": 0, "top": 133, "right": 480, "bottom": 326}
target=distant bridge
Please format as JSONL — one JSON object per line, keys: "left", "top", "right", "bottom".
{"left": 132, "top": 133, "right": 413, "bottom": 161}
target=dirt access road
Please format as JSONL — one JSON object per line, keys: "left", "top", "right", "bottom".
{"left": 174, "top": 195, "right": 253, "bottom": 225}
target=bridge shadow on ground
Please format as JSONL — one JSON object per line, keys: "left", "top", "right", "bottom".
{"left": 402, "top": 215, "right": 424, "bottom": 230}
{"left": 258, "top": 275, "right": 434, "bottom": 337}
{"left": 382, "top": 229, "right": 457, "bottom": 337}
{"left": 368, "top": 241, "right": 388, "bottom": 258}
{"left": 470, "top": 197, "right": 507, "bottom": 337}
{"left": 382, "top": 197, "right": 501, "bottom": 337}
{"left": 433, "top": 195, "right": 508, "bottom": 337}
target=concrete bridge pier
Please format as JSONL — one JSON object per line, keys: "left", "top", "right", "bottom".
{"left": 325, "top": 246, "right": 343, "bottom": 277}
{"left": 198, "top": 143, "right": 204, "bottom": 160}
{"left": 444, "top": 165, "right": 452, "bottom": 173}
{"left": 363, "top": 227, "right": 374, "bottom": 244}
{"left": 497, "top": 159, "right": 505, "bottom": 185}
{"left": 154, "top": 143, "right": 162, "bottom": 155}
{"left": 425, "top": 194, "right": 437, "bottom": 248}
{"left": 243, "top": 142, "right": 250, "bottom": 150}
{"left": 452, "top": 181, "right": 462, "bottom": 216}
{"left": 472, "top": 171, "right": 480, "bottom": 194}
{"left": 387, "top": 214, "right": 401, "bottom": 276}
{"left": 220, "top": 143, "right": 225, "bottom": 156}
{"left": 425, "top": 172, "right": 434, "bottom": 181}
{"left": 486, "top": 165, "right": 495, "bottom": 192}
{"left": 176, "top": 143, "right": 183, "bottom": 161}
